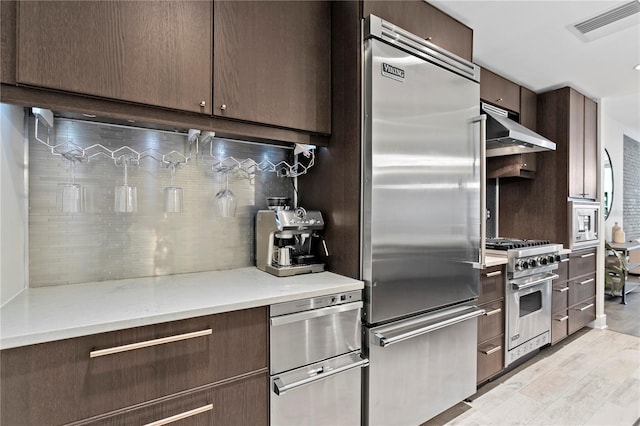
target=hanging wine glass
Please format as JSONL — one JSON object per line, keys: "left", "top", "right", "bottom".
{"left": 56, "top": 157, "right": 84, "bottom": 213}
{"left": 164, "top": 162, "right": 183, "bottom": 213}
{"left": 215, "top": 167, "right": 237, "bottom": 217}
{"left": 114, "top": 155, "right": 137, "bottom": 213}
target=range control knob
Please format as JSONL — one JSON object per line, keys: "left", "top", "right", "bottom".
{"left": 539, "top": 257, "right": 548, "bottom": 265}
{"left": 528, "top": 258, "right": 538, "bottom": 268}
{"left": 547, "top": 255, "right": 556, "bottom": 264}
{"left": 515, "top": 261, "right": 525, "bottom": 271}
{"left": 554, "top": 254, "right": 562, "bottom": 262}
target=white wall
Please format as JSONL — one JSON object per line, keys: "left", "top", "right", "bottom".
{"left": 601, "top": 98, "right": 640, "bottom": 241}
{"left": 1, "top": 103, "right": 27, "bottom": 306}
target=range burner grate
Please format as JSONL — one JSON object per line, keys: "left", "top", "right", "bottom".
{"left": 486, "top": 238, "right": 551, "bottom": 251}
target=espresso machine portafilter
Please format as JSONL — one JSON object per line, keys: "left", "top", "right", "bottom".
{"left": 256, "top": 207, "right": 327, "bottom": 277}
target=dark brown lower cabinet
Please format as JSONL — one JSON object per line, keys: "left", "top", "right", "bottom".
{"left": 568, "top": 297, "right": 596, "bottom": 335}
{"left": 477, "top": 265, "right": 505, "bottom": 384}
{"left": 477, "top": 335, "right": 504, "bottom": 384}
{"left": 1, "top": 308, "right": 268, "bottom": 426}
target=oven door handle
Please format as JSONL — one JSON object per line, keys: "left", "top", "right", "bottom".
{"left": 512, "top": 273, "right": 559, "bottom": 290}
{"left": 272, "top": 357, "right": 369, "bottom": 396}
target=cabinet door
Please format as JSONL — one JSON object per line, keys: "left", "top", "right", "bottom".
{"left": 362, "top": 0, "right": 473, "bottom": 61}
{"left": 480, "top": 68, "right": 520, "bottom": 113}
{"left": 213, "top": 1, "right": 330, "bottom": 134}
{"left": 568, "top": 89, "right": 586, "bottom": 198}
{"left": 520, "top": 86, "right": 537, "bottom": 131}
{"left": 583, "top": 97, "right": 598, "bottom": 199}
{"left": 17, "top": 1, "right": 212, "bottom": 114}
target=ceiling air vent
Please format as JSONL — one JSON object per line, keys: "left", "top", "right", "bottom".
{"left": 569, "top": 0, "right": 640, "bottom": 42}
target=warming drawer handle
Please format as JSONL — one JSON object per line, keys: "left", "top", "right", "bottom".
{"left": 512, "top": 274, "right": 559, "bottom": 290}
{"left": 575, "top": 303, "right": 595, "bottom": 312}
{"left": 375, "top": 308, "right": 485, "bottom": 348}
{"left": 270, "top": 301, "right": 363, "bottom": 327}
{"left": 272, "top": 357, "right": 369, "bottom": 396}
{"left": 554, "top": 315, "right": 569, "bottom": 322}
{"left": 484, "top": 271, "right": 502, "bottom": 278}
{"left": 89, "top": 329, "right": 212, "bottom": 358}
{"left": 480, "top": 344, "right": 502, "bottom": 355}
{"left": 143, "top": 404, "right": 213, "bottom": 426}
{"left": 580, "top": 253, "right": 595, "bottom": 259}
{"left": 553, "top": 286, "right": 569, "bottom": 293}
{"left": 578, "top": 278, "right": 595, "bottom": 286}
{"left": 484, "top": 307, "right": 502, "bottom": 316}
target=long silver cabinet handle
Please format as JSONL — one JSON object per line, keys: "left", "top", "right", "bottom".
{"left": 376, "top": 308, "right": 485, "bottom": 347}
{"left": 480, "top": 345, "right": 502, "bottom": 355}
{"left": 578, "top": 278, "right": 595, "bottom": 285}
{"left": 560, "top": 258, "right": 570, "bottom": 263}
{"left": 575, "top": 303, "right": 595, "bottom": 312}
{"left": 273, "top": 357, "right": 369, "bottom": 396}
{"left": 553, "top": 286, "right": 569, "bottom": 293}
{"left": 270, "top": 301, "right": 362, "bottom": 327}
{"left": 484, "top": 307, "right": 502, "bottom": 316}
{"left": 144, "top": 404, "right": 213, "bottom": 426}
{"left": 512, "top": 274, "right": 559, "bottom": 291}
{"left": 89, "top": 329, "right": 212, "bottom": 358}
{"left": 580, "top": 253, "right": 595, "bottom": 258}
{"left": 472, "top": 114, "right": 487, "bottom": 270}
{"left": 484, "top": 270, "right": 502, "bottom": 278}
{"left": 554, "top": 315, "right": 569, "bottom": 322}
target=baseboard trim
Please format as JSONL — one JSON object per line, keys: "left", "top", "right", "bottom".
{"left": 590, "top": 314, "right": 607, "bottom": 329}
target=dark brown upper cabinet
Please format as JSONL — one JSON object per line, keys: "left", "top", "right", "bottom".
{"left": 213, "top": 1, "right": 331, "bottom": 134}
{"left": 362, "top": 0, "right": 473, "bottom": 61}
{"left": 16, "top": 1, "right": 213, "bottom": 114}
{"left": 480, "top": 68, "right": 520, "bottom": 113}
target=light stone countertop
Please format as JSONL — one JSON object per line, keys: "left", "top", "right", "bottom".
{"left": 484, "top": 255, "right": 508, "bottom": 267}
{"left": 0, "top": 267, "right": 363, "bottom": 350}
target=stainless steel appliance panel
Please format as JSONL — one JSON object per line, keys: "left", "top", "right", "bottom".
{"left": 506, "top": 273, "right": 553, "bottom": 351}
{"left": 270, "top": 300, "right": 362, "bottom": 375}
{"left": 569, "top": 200, "right": 600, "bottom": 249}
{"left": 270, "top": 352, "right": 367, "bottom": 426}
{"left": 362, "top": 39, "right": 481, "bottom": 325}
{"left": 365, "top": 305, "right": 483, "bottom": 426}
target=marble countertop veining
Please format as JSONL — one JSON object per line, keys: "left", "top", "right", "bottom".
{"left": 0, "top": 267, "right": 363, "bottom": 350}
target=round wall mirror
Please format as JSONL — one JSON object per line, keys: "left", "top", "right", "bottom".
{"left": 604, "top": 148, "right": 613, "bottom": 220}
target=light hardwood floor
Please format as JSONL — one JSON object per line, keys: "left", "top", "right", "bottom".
{"left": 426, "top": 328, "right": 640, "bottom": 426}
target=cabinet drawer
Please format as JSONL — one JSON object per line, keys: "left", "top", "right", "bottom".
{"left": 477, "top": 299, "right": 504, "bottom": 344}
{"left": 551, "top": 309, "right": 569, "bottom": 345}
{"left": 569, "top": 273, "right": 596, "bottom": 306}
{"left": 85, "top": 372, "right": 267, "bottom": 426}
{"left": 477, "top": 335, "right": 504, "bottom": 384}
{"left": 552, "top": 281, "right": 569, "bottom": 313}
{"left": 568, "top": 297, "right": 596, "bottom": 334}
{"left": 478, "top": 265, "right": 505, "bottom": 305}
{"left": 569, "top": 248, "right": 597, "bottom": 279}
{"left": 556, "top": 256, "right": 570, "bottom": 281}
{"left": 1, "top": 308, "right": 267, "bottom": 426}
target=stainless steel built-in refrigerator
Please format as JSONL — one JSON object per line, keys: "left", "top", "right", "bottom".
{"left": 362, "top": 16, "right": 486, "bottom": 426}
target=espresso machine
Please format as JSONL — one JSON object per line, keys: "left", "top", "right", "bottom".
{"left": 256, "top": 207, "right": 326, "bottom": 277}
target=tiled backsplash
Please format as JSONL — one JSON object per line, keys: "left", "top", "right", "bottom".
{"left": 29, "top": 117, "right": 293, "bottom": 286}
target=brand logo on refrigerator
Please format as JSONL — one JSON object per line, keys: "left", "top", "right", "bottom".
{"left": 382, "top": 63, "right": 405, "bottom": 82}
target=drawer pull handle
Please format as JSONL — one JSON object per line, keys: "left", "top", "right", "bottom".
{"left": 578, "top": 278, "right": 595, "bottom": 285}
{"left": 580, "top": 253, "right": 595, "bottom": 258}
{"left": 89, "top": 329, "right": 212, "bottom": 358}
{"left": 560, "top": 258, "right": 570, "bottom": 263}
{"left": 144, "top": 403, "right": 213, "bottom": 426}
{"left": 554, "top": 315, "right": 569, "bottom": 322}
{"left": 484, "top": 307, "right": 502, "bottom": 316}
{"left": 480, "top": 345, "right": 502, "bottom": 355}
{"left": 575, "top": 303, "right": 595, "bottom": 312}
{"left": 554, "top": 287, "right": 569, "bottom": 293}
{"left": 484, "top": 270, "right": 502, "bottom": 278}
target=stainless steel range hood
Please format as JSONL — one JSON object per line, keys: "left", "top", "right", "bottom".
{"left": 483, "top": 103, "right": 556, "bottom": 157}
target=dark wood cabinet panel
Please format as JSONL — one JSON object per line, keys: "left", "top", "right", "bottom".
{"left": 480, "top": 68, "right": 520, "bottom": 113}
{"left": 85, "top": 373, "right": 268, "bottom": 426}
{"left": 551, "top": 309, "right": 569, "bottom": 345}
{"left": 569, "top": 247, "right": 597, "bottom": 279}
{"left": 1, "top": 0, "right": 16, "bottom": 84}
{"left": 477, "top": 265, "right": 505, "bottom": 384}
{"left": 487, "top": 153, "right": 536, "bottom": 179}
{"left": 1, "top": 308, "right": 268, "bottom": 425}
{"left": 520, "top": 86, "right": 537, "bottom": 131}
{"left": 568, "top": 89, "right": 586, "bottom": 198}
{"left": 568, "top": 297, "right": 596, "bottom": 335}
{"left": 477, "top": 299, "right": 504, "bottom": 344}
{"left": 552, "top": 281, "right": 569, "bottom": 313}
{"left": 583, "top": 97, "right": 598, "bottom": 199}
{"left": 16, "top": 1, "right": 212, "bottom": 114}
{"left": 213, "top": 1, "right": 331, "bottom": 134}
{"left": 477, "top": 335, "right": 504, "bottom": 384}
{"left": 362, "top": 0, "right": 473, "bottom": 61}
{"left": 478, "top": 265, "right": 504, "bottom": 305}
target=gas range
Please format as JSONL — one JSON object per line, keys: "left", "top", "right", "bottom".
{"left": 486, "top": 238, "right": 563, "bottom": 279}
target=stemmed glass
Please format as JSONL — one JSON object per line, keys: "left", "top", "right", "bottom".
{"left": 215, "top": 167, "right": 237, "bottom": 217}
{"left": 164, "top": 162, "right": 183, "bottom": 213}
{"left": 114, "top": 156, "right": 137, "bottom": 213}
{"left": 57, "top": 158, "right": 84, "bottom": 213}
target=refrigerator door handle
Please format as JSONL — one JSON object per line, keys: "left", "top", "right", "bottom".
{"left": 472, "top": 114, "right": 487, "bottom": 270}
{"left": 373, "top": 307, "right": 485, "bottom": 348}
{"left": 272, "top": 357, "right": 369, "bottom": 396}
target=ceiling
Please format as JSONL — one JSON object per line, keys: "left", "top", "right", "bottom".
{"left": 430, "top": 0, "right": 640, "bottom": 133}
